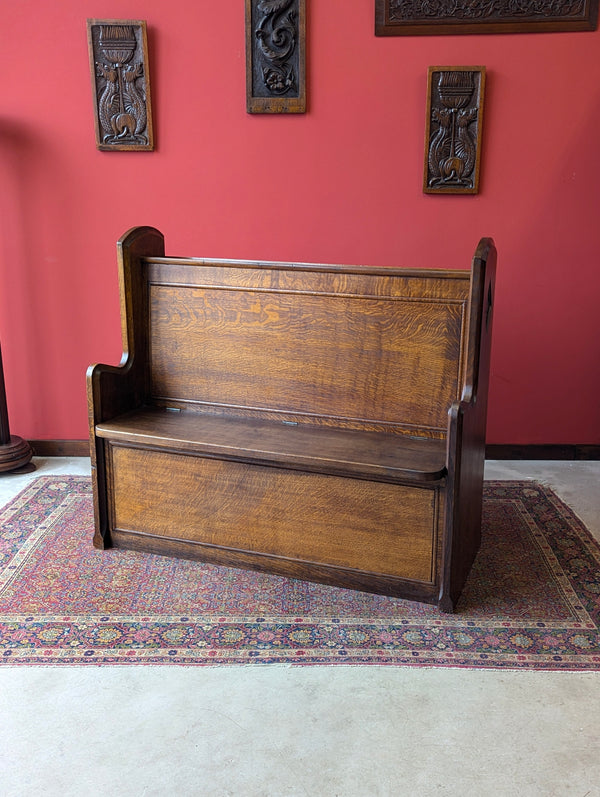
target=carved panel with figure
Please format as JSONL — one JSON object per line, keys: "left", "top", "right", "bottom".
{"left": 87, "top": 19, "right": 154, "bottom": 151}
{"left": 423, "top": 67, "right": 486, "bottom": 195}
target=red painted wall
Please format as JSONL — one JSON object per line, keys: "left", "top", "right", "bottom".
{"left": 1, "top": 2, "right": 599, "bottom": 444}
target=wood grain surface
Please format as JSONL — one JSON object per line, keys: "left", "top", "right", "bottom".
{"left": 109, "top": 445, "right": 438, "bottom": 582}
{"left": 97, "top": 408, "right": 447, "bottom": 483}
{"left": 147, "top": 262, "right": 470, "bottom": 438}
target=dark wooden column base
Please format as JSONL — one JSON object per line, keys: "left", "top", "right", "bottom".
{"left": 0, "top": 435, "right": 35, "bottom": 474}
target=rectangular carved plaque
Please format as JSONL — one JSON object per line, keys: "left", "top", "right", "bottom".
{"left": 376, "top": 0, "right": 599, "bottom": 35}
{"left": 87, "top": 19, "right": 154, "bottom": 151}
{"left": 423, "top": 67, "right": 486, "bottom": 195}
{"left": 246, "top": 0, "right": 306, "bottom": 114}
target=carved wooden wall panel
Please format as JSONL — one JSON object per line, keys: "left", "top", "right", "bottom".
{"left": 423, "top": 67, "right": 486, "bottom": 195}
{"left": 246, "top": 0, "right": 306, "bottom": 114}
{"left": 87, "top": 19, "right": 154, "bottom": 151}
{"left": 376, "top": 0, "right": 599, "bottom": 35}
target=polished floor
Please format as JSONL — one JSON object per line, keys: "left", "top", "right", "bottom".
{"left": 0, "top": 458, "right": 599, "bottom": 797}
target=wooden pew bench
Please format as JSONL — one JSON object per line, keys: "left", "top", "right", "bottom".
{"left": 88, "top": 227, "right": 496, "bottom": 611}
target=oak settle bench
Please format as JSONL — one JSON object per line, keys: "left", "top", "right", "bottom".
{"left": 88, "top": 227, "right": 496, "bottom": 611}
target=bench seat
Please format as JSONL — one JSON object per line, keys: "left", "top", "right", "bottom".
{"left": 96, "top": 408, "right": 448, "bottom": 484}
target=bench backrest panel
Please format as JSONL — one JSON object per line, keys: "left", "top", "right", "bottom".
{"left": 145, "top": 259, "right": 471, "bottom": 438}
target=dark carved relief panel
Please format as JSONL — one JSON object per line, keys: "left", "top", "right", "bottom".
{"left": 376, "top": 0, "right": 599, "bottom": 34}
{"left": 423, "top": 67, "right": 486, "bottom": 195}
{"left": 87, "top": 19, "right": 154, "bottom": 151}
{"left": 246, "top": 0, "right": 306, "bottom": 113}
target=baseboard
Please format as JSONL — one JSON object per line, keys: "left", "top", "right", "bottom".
{"left": 28, "top": 440, "right": 600, "bottom": 460}
{"left": 485, "top": 444, "right": 600, "bottom": 460}
{"left": 29, "top": 440, "right": 90, "bottom": 457}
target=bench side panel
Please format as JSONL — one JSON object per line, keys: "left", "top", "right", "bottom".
{"left": 441, "top": 238, "right": 497, "bottom": 610}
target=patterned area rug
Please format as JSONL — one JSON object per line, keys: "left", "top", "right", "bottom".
{"left": 0, "top": 476, "right": 599, "bottom": 669}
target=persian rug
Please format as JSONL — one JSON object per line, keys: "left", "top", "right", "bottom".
{"left": 0, "top": 476, "right": 599, "bottom": 669}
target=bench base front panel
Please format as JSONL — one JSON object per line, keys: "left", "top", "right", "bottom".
{"left": 105, "top": 444, "right": 444, "bottom": 601}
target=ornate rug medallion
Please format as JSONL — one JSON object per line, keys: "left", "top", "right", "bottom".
{"left": 1, "top": 477, "right": 599, "bottom": 668}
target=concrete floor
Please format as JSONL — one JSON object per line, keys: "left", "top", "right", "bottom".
{"left": 0, "top": 458, "right": 599, "bottom": 797}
